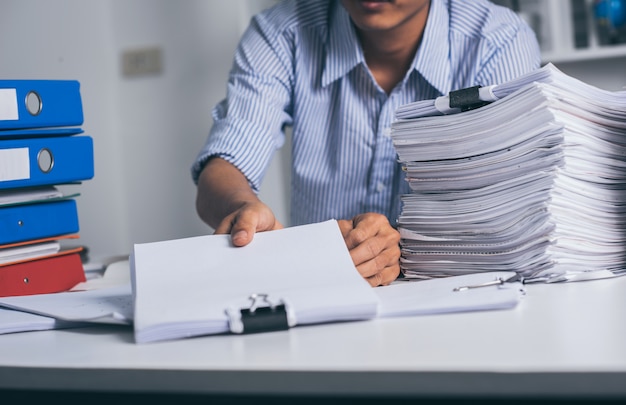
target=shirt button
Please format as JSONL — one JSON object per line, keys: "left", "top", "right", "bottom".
{"left": 376, "top": 182, "right": 386, "bottom": 192}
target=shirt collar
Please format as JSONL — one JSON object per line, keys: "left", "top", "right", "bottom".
{"left": 322, "top": 1, "right": 365, "bottom": 88}
{"left": 322, "top": 0, "right": 452, "bottom": 96}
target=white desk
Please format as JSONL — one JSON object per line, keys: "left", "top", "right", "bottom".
{"left": 0, "top": 275, "right": 625, "bottom": 402}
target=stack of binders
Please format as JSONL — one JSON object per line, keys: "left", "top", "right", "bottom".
{"left": 390, "top": 64, "right": 626, "bottom": 283}
{"left": 0, "top": 80, "right": 94, "bottom": 297}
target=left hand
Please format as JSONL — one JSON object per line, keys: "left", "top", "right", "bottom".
{"left": 337, "top": 213, "right": 401, "bottom": 287}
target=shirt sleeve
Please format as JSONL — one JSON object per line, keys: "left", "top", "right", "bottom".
{"left": 190, "top": 9, "right": 294, "bottom": 190}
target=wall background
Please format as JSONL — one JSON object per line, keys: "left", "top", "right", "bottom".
{"left": 0, "top": 1, "right": 624, "bottom": 262}
{"left": 0, "top": 0, "right": 285, "bottom": 261}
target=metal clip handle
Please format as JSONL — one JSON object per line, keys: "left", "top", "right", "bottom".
{"left": 453, "top": 278, "right": 506, "bottom": 292}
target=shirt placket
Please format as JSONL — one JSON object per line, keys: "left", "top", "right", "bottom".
{"left": 365, "top": 91, "right": 398, "bottom": 218}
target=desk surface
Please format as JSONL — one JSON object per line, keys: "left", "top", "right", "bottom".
{"left": 0, "top": 275, "right": 625, "bottom": 400}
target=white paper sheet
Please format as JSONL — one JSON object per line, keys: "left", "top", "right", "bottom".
{"left": 131, "top": 220, "right": 380, "bottom": 343}
{"left": 0, "top": 285, "right": 133, "bottom": 325}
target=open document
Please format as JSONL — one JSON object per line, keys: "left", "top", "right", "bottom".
{"left": 130, "top": 220, "right": 380, "bottom": 344}
{"left": 0, "top": 222, "right": 526, "bottom": 338}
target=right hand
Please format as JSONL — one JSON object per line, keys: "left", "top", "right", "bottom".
{"left": 213, "top": 200, "right": 283, "bottom": 247}
{"left": 196, "top": 157, "right": 283, "bottom": 247}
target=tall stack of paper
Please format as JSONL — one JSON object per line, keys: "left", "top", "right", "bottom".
{"left": 0, "top": 80, "right": 95, "bottom": 296}
{"left": 390, "top": 64, "right": 626, "bottom": 282}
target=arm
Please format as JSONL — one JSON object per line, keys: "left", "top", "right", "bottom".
{"left": 196, "top": 157, "right": 283, "bottom": 246}
{"left": 192, "top": 10, "right": 295, "bottom": 246}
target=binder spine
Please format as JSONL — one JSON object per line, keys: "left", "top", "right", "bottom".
{"left": 0, "top": 80, "right": 83, "bottom": 130}
{"left": 0, "top": 199, "right": 80, "bottom": 245}
{"left": 0, "top": 135, "right": 94, "bottom": 189}
{"left": 0, "top": 252, "right": 85, "bottom": 297}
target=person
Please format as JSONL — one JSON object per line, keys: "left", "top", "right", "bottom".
{"left": 191, "top": 0, "right": 541, "bottom": 287}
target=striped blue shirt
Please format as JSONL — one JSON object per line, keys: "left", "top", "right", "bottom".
{"left": 191, "top": 0, "right": 541, "bottom": 227}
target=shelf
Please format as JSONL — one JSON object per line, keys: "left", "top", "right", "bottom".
{"left": 496, "top": 0, "right": 626, "bottom": 65}
{"left": 542, "top": 43, "right": 626, "bottom": 64}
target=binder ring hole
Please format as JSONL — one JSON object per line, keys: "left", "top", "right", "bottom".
{"left": 37, "top": 148, "right": 54, "bottom": 173}
{"left": 25, "top": 91, "right": 42, "bottom": 116}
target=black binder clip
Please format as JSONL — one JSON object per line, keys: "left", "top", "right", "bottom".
{"left": 226, "top": 293, "right": 295, "bottom": 334}
{"left": 448, "top": 85, "right": 491, "bottom": 112}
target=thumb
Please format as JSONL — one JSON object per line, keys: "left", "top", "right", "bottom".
{"left": 230, "top": 206, "right": 274, "bottom": 247}
{"left": 230, "top": 215, "right": 257, "bottom": 247}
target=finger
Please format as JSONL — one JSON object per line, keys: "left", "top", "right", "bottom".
{"left": 336, "top": 219, "right": 353, "bottom": 240}
{"left": 353, "top": 242, "right": 400, "bottom": 279}
{"left": 366, "top": 272, "right": 383, "bottom": 287}
{"left": 341, "top": 220, "right": 368, "bottom": 251}
{"left": 350, "top": 235, "right": 387, "bottom": 270}
{"left": 350, "top": 225, "right": 401, "bottom": 266}
{"left": 230, "top": 205, "right": 282, "bottom": 246}
{"left": 229, "top": 210, "right": 262, "bottom": 247}
{"left": 366, "top": 265, "right": 400, "bottom": 287}
{"left": 213, "top": 214, "right": 235, "bottom": 235}
{"left": 353, "top": 217, "right": 399, "bottom": 263}
{"left": 342, "top": 213, "right": 391, "bottom": 251}
{"left": 377, "top": 264, "right": 401, "bottom": 286}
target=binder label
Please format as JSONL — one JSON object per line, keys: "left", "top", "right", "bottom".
{"left": 0, "top": 148, "right": 30, "bottom": 182}
{"left": 0, "top": 89, "right": 19, "bottom": 121}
